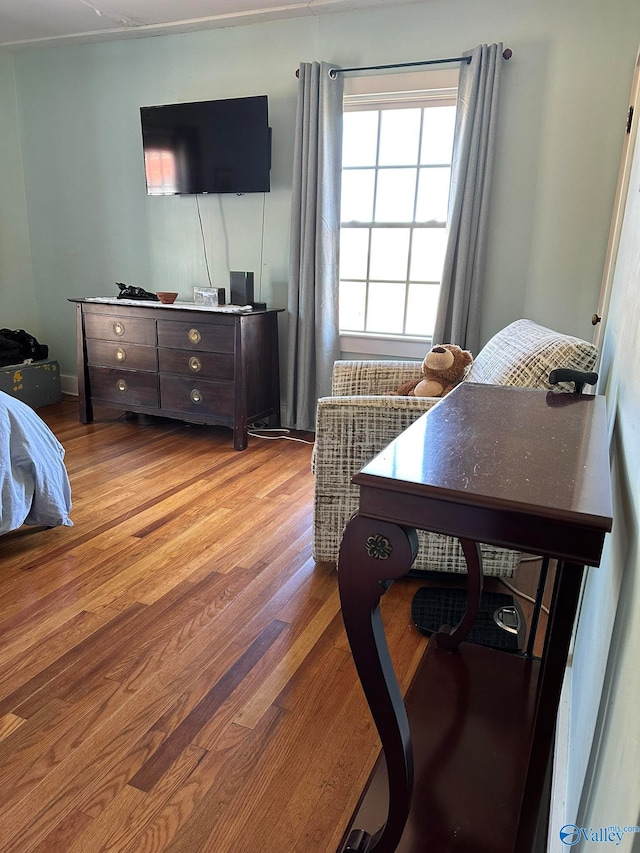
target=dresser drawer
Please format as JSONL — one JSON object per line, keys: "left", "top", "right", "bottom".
{"left": 160, "top": 375, "right": 234, "bottom": 418}
{"left": 84, "top": 313, "right": 156, "bottom": 345}
{"left": 87, "top": 340, "right": 157, "bottom": 371}
{"left": 157, "top": 319, "right": 234, "bottom": 353}
{"left": 158, "top": 348, "right": 234, "bottom": 381}
{"left": 89, "top": 366, "right": 159, "bottom": 408}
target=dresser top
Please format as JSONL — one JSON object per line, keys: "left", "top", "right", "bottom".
{"left": 69, "top": 297, "right": 281, "bottom": 315}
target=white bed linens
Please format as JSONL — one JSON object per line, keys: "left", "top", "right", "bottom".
{"left": 0, "top": 390, "right": 72, "bottom": 534}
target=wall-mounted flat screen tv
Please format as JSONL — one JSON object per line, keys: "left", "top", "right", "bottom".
{"left": 140, "top": 95, "right": 271, "bottom": 195}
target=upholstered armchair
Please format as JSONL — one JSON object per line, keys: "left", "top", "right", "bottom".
{"left": 312, "top": 318, "right": 598, "bottom": 577}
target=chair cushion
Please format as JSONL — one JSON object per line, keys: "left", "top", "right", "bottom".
{"left": 466, "top": 319, "right": 598, "bottom": 390}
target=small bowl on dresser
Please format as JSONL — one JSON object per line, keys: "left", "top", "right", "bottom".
{"left": 156, "top": 291, "right": 178, "bottom": 304}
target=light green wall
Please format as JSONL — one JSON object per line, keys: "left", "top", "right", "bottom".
{"left": 569, "top": 85, "right": 640, "bottom": 845}
{"left": 0, "top": 51, "right": 36, "bottom": 330}
{"left": 6, "top": 0, "right": 640, "bottom": 390}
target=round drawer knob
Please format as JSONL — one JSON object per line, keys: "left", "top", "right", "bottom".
{"left": 113, "top": 321, "right": 125, "bottom": 337}
{"left": 188, "top": 328, "right": 202, "bottom": 344}
{"left": 115, "top": 347, "right": 126, "bottom": 362}
{"left": 190, "top": 389, "right": 203, "bottom": 404}
{"left": 189, "top": 356, "right": 202, "bottom": 372}
{"left": 116, "top": 379, "right": 128, "bottom": 393}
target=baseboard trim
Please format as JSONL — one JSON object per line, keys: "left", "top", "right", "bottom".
{"left": 547, "top": 665, "right": 572, "bottom": 851}
{"left": 61, "top": 374, "right": 78, "bottom": 396}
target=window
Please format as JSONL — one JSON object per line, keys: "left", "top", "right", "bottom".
{"left": 144, "top": 148, "right": 178, "bottom": 195}
{"left": 339, "top": 70, "right": 458, "bottom": 355}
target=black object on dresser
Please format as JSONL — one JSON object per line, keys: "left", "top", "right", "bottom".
{"left": 70, "top": 298, "right": 282, "bottom": 450}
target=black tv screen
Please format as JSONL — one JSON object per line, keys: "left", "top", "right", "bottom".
{"left": 140, "top": 95, "right": 271, "bottom": 195}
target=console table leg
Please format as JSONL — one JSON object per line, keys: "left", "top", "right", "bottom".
{"left": 435, "top": 537, "right": 483, "bottom": 651}
{"left": 516, "top": 560, "right": 585, "bottom": 849}
{"left": 338, "top": 515, "right": 419, "bottom": 853}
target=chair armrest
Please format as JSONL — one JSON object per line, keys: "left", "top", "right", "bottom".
{"left": 312, "top": 393, "right": 439, "bottom": 478}
{"left": 312, "top": 394, "right": 439, "bottom": 563}
{"left": 312, "top": 392, "right": 522, "bottom": 578}
{"left": 331, "top": 360, "right": 423, "bottom": 396}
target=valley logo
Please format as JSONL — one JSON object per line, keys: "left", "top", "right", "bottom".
{"left": 560, "top": 823, "right": 640, "bottom": 846}
{"left": 560, "top": 825, "right": 582, "bottom": 845}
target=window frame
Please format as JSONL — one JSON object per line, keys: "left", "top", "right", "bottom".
{"left": 339, "top": 69, "right": 459, "bottom": 357}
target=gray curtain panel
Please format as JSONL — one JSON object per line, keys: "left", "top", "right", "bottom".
{"left": 285, "top": 61, "right": 344, "bottom": 432}
{"left": 432, "top": 43, "right": 505, "bottom": 353}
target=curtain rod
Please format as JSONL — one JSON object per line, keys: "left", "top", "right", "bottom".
{"left": 330, "top": 48, "right": 512, "bottom": 77}
{"left": 295, "top": 48, "right": 512, "bottom": 78}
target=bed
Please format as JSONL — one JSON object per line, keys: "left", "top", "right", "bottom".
{"left": 0, "top": 389, "right": 72, "bottom": 535}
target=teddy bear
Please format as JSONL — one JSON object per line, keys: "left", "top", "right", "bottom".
{"left": 394, "top": 343, "right": 473, "bottom": 398}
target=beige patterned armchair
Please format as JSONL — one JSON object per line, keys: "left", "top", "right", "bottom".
{"left": 312, "top": 319, "right": 598, "bottom": 576}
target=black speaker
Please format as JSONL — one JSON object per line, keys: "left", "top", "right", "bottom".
{"left": 230, "top": 271, "right": 254, "bottom": 305}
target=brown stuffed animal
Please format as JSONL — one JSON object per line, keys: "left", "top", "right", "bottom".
{"left": 394, "top": 344, "right": 473, "bottom": 398}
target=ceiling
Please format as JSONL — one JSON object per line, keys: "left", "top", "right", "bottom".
{"left": 0, "top": 0, "right": 409, "bottom": 50}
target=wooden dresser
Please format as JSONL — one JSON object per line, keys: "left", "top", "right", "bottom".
{"left": 71, "top": 298, "right": 282, "bottom": 450}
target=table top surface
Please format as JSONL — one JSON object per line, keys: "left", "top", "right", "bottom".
{"left": 355, "top": 383, "right": 613, "bottom": 533}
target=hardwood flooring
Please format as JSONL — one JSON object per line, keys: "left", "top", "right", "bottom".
{"left": 0, "top": 400, "right": 430, "bottom": 853}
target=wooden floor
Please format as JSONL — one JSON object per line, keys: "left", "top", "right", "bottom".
{"left": 0, "top": 400, "right": 431, "bottom": 853}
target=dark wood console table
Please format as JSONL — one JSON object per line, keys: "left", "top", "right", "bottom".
{"left": 337, "top": 382, "right": 612, "bottom": 853}
{"left": 71, "top": 298, "right": 282, "bottom": 450}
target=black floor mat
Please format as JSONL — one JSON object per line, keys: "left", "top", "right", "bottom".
{"left": 411, "top": 587, "right": 526, "bottom": 651}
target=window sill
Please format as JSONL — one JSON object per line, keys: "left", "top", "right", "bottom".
{"left": 340, "top": 333, "right": 431, "bottom": 359}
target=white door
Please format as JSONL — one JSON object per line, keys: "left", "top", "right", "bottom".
{"left": 592, "top": 47, "right": 640, "bottom": 350}
{"left": 555, "top": 41, "right": 640, "bottom": 846}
